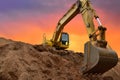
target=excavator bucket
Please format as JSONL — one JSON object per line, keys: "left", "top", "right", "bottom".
{"left": 81, "top": 41, "right": 118, "bottom": 74}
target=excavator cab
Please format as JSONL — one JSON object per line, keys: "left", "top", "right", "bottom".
{"left": 60, "top": 32, "right": 69, "bottom": 45}
{"left": 58, "top": 32, "right": 69, "bottom": 49}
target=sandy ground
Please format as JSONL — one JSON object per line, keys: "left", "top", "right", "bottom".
{"left": 0, "top": 38, "right": 119, "bottom": 80}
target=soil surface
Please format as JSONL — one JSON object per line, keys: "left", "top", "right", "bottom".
{"left": 0, "top": 38, "right": 119, "bottom": 80}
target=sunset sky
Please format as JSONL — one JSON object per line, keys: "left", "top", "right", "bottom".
{"left": 0, "top": 0, "right": 120, "bottom": 57}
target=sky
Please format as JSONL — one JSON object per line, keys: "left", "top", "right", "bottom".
{"left": 0, "top": 0, "right": 120, "bottom": 57}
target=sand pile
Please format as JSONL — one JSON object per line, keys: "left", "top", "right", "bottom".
{"left": 0, "top": 38, "right": 119, "bottom": 80}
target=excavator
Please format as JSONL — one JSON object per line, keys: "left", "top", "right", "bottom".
{"left": 43, "top": 0, "right": 118, "bottom": 74}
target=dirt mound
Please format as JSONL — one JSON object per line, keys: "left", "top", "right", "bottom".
{"left": 0, "top": 38, "right": 119, "bottom": 80}
{"left": 103, "top": 59, "right": 120, "bottom": 80}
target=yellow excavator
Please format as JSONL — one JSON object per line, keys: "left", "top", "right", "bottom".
{"left": 43, "top": 0, "right": 118, "bottom": 74}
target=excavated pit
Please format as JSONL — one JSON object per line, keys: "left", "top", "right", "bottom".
{"left": 0, "top": 37, "right": 119, "bottom": 80}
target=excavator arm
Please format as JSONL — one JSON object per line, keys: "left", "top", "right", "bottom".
{"left": 51, "top": 2, "right": 79, "bottom": 42}
{"left": 43, "top": 1, "right": 80, "bottom": 49}
{"left": 51, "top": 0, "right": 104, "bottom": 45}
{"left": 43, "top": 0, "right": 118, "bottom": 74}
{"left": 50, "top": 1, "right": 80, "bottom": 49}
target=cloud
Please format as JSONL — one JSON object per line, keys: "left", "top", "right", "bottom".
{"left": 0, "top": 0, "right": 38, "bottom": 12}
{"left": 92, "top": 0, "right": 120, "bottom": 13}
{"left": 91, "top": 0, "right": 120, "bottom": 28}
{"left": 92, "top": 0, "right": 120, "bottom": 18}
{"left": 0, "top": 0, "right": 74, "bottom": 14}
{"left": 0, "top": 0, "right": 119, "bottom": 17}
